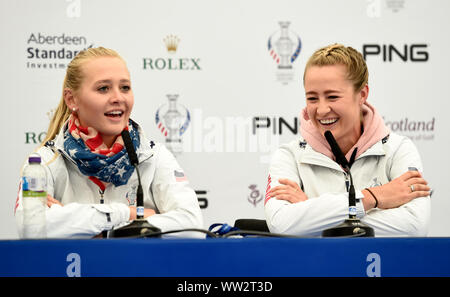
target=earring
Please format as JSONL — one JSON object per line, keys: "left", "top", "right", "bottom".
{"left": 72, "top": 107, "right": 77, "bottom": 112}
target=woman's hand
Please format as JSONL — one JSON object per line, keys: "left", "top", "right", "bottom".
{"left": 129, "top": 206, "right": 156, "bottom": 220}
{"left": 268, "top": 178, "right": 308, "bottom": 204}
{"left": 47, "top": 194, "right": 63, "bottom": 207}
{"left": 365, "top": 171, "right": 430, "bottom": 210}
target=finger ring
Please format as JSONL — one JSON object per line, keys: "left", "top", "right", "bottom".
{"left": 410, "top": 185, "right": 415, "bottom": 192}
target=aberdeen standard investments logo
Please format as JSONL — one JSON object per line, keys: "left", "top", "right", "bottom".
{"left": 26, "top": 32, "right": 94, "bottom": 70}
{"left": 155, "top": 94, "right": 191, "bottom": 155}
{"left": 267, "top": 21, "right": 302, "bottom": 84}
{"left": 143, "top": 35, "right": 201, "bottom": 71}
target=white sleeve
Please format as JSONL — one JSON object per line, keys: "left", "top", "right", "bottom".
{"left": 361, "top": 137, "right": 431, "bottom": 237}
{"left": 15, "top": 178, "right": 130, "bottom": 239}
{"left": 45, "top": 202, "right": 130, "bottom": 238}
{"left": 264, "top": 146, "right": 365, "bottom": 237}
{"left": 147, "top": 145, "right": 203, "bottom": 238}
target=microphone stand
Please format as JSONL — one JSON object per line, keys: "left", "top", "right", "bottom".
{"left": 321, "top": 166, "right": 374, "bottom": 237}
{"left": 108, "top": 130, "right": 161, "bottom": 238}
{"left": 321, "top": 131, "right": 374, "bottom": 238}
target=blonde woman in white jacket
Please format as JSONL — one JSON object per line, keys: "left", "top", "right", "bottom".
{"left": 265, "top": 44, "right": 431, "bottom": 237}
{"left": 15, "top": 47, "right": 203, "bottom": 238}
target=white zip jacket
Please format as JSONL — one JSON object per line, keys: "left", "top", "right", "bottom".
{"left": 15, "top": 122, "right": 203, "bottom": 239}
{"left": 265, "top": 133, "right": 431, "bottom": 237}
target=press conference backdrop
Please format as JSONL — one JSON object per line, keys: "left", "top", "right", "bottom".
{"left": 1, "top": 0, "right": 449, "bottom": 239}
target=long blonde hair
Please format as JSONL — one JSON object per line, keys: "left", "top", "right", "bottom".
{"left": 41, "top": 47, "right": 124, "bottom": 146}
{"left": 303, "top": 43, "right": 369, "bottom": 92}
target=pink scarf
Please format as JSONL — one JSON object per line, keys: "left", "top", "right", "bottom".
{"left": 299, "top": 102, "right": 390, "bottom": 162}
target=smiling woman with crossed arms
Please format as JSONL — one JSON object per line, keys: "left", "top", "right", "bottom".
{"left": 264, "top": 44, "right": 431, "bottom": 237}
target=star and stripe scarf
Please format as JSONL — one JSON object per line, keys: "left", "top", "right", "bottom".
{"left": 63, "top": 114, "right": 140, "bottom": 191}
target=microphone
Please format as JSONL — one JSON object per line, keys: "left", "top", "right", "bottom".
{"left": 324, "top": 131, "right": 356, "bottom": 215}
{"left": 321, "top": 130, "right": 374, "bottom": 237}
{"left": 121, "top": 129, "right": 143, "bottom": 219}
{"left": 108, "top": 129, "right": 161, "bottom": 238}
{"left": 121, "top": 129, "right": 139, "bottom": 166}
{"left": 324, "top": 130, "right": 349, "bottom": 170}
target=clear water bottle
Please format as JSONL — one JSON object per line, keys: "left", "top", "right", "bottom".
{"left": 22, "top": 154, "right": 47, "bottom": 238}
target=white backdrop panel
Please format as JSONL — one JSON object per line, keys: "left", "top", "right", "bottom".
{"left": 0, "top": 0, "right": 448, "bottom": 238}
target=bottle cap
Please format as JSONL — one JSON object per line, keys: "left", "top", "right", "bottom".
{"left": 28, "top": 154, "right": 41, "bottom": 164}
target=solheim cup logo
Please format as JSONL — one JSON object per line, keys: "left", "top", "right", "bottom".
{"left": 268, "top": 21, "right": 302, "bottom": 84}
{"left": 155, "top": 94, "right": 191, "bottom": 155}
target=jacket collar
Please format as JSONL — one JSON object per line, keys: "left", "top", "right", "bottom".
{"left": 299, "top": 137, "right": 386, "bottom": 170}
{"left": 132, "top": 119, "right": 155, "bottom": 163}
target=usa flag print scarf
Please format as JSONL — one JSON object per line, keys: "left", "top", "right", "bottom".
{"left": 63, "top": 114, "right": 140, "bottom": 191}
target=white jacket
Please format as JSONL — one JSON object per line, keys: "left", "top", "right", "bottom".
{"left": 265, "top": 133, "right": 431, "bottom": 237}
{"left": 15, "top": 121, "right": 203, "bottom": 239}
